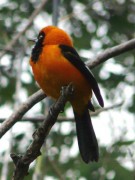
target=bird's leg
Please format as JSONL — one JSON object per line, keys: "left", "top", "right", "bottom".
{"left": 60, "top": 83, "right": 74, "bottom": 112}
{"left": 49, "top": 83, "right": 74, "bottom": 117}
{"left": 60, "top": 83, "right": 74, "bottom": 97}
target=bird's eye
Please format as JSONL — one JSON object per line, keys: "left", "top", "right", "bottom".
{"left": 38, "top": 33, "right": 44, "bottom": 40}
{"left": 38, "top": 35, "right": 43, "bottom": 39}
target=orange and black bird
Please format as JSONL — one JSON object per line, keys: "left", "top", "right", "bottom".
{"left": 30, "top": 26, "right": 104, "bottom": 163}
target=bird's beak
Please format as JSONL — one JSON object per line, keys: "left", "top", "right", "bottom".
{"left": 28, "top": 38, "right": 37, "bottom": 43}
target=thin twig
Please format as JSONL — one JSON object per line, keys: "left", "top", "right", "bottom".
{"left": 128, "top": 149, "right": 135, "bottom": 180}
{"left": 11, "top": 83, "right": 74, "bottom": 180}
{"left": 0, "top": 0, "right": 48, "bottom": 59}
{"left": 52, "top": 0, "right": 60, "bottom": 26}
{"left": 47, "top": 157, "right": 65, "bottom": 180}
{"left": 0, "top": 101, "right": 123, "bottom": 123}
{"left": 0, "top": 47, "right": 15, "bottom": 53}
{"left": 1, "top": 45, "right": 24, "bottom": 180}
{"left": 91, "top": 101, "right": 124, "bottom": 116}
{"left": 0, "top": 90, "right": 46, "bottom": 138}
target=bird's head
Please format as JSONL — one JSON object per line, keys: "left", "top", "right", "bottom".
{"left": 31, "top": 26, "right": 73, "bottom": 47}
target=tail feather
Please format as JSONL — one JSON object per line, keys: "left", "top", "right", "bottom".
{"left": 74, "top": 109, "right": 99, "bottom": 163}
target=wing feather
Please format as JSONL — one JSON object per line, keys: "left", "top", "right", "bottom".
{"left": 59, "top": 45, "right": 104, "bottom": 107}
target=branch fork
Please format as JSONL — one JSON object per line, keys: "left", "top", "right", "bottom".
{"left": 11, "top": 83, "right": 74, "bottom": 180}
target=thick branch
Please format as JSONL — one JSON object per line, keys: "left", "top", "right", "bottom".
{"left": 0, "top": 0, "right": 48, "bottom": 59}
{"left": 0, "top": 90, "right": 46, "bottom": 138}
{"left": 87, "top": 38, "right": 135, "bottom": 69}
{"left": 11, "top": 84, "right": 74, "bottom": 180}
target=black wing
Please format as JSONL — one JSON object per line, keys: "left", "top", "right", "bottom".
{"left": 59, "top": 44, "right": 104, "bottom": 107}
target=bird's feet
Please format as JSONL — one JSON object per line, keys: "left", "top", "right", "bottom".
{"left": 60, "top": 82, "right": 74, "bottom": 97}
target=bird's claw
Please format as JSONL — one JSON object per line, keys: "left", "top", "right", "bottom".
{"left": 60, "top": 83, "right": 74, "bottom": 97}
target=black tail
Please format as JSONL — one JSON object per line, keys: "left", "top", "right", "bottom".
{"left": 74, "top": 109, "right": 99, "bottom": 163}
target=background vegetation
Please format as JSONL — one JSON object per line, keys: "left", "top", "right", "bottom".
{"left": 0, "top": 0, "right": 135, "bottom": 179}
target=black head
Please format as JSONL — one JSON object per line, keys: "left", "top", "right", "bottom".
{"left": 31, "top": 32, "right": 45, "bottom": 63}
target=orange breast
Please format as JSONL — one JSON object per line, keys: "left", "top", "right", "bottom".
{"left": 30, "top": 45, "right": 92, "bottom": 113}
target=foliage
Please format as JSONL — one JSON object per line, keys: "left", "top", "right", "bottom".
{"left": 0, "top": 0, "right": 135, "bottom": 179}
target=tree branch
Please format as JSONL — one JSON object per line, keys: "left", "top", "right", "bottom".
{"left": 10, "top": 83, "right": 74, "bottom": 180}
{"left": 86, "top": 38, "right": 135, "bottom": 69}
{"left": 0, "top": 101, "right": 123, "bottom": 123}
{"left": 0, "top": 0, "right": 48, "bottom": 59}
{"left": 0, "top": 36, "right": 134, "bottom": 138}
{"left": 0, "top": 90, "right": 46, "bottom": 138}
{"left": 0, "top": 24, "right": 133, "bottom": 178}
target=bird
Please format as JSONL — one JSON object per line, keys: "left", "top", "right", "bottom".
{"left": 29, "top": 26, "right": 104, "bottom": 163}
